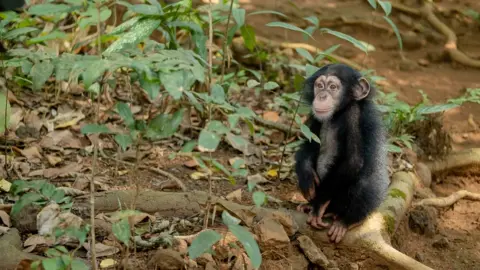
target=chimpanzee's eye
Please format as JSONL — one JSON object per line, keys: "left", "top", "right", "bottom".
{"left": 316, "top": 82, "right": 324, "bottom": 89}
{"left": 329, "top": 84, "right": 337, "bottom": 91}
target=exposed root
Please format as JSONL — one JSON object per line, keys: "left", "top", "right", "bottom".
{"left": 420, "top": 2, "right": 480, "bottom": 68}
{"left": 425, "top": 148, "right": 480, "bottom": 174}
{"left": 391, "top": 1, "right": 421, "bottom": 16}
{"left": 414, "top": 190, "right": 480, "bottom": 207}
{"left": 74, "top": 171, "right": 433, "bottom": 270}
{"left": 254, "top": 116, "right": 299, "bottom": 134}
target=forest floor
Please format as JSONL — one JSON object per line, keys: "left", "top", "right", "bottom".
{"left": 1, "top": 0, "right": 480, "bottom": 270}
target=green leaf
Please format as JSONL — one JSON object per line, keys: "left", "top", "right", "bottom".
{"left": 295, "top": 48, "right": 314, "bottom": 63}
{"left": 320, "top": 28, "right": 368, "bottom": 53}
{"left": 180, "top": 140, "right": 197, "bottom": 152}
{"left": 146, "top": 109, "right": 185, "bottom": 139}
{"left": 252, "top": 191, "right": 266, "bottom": 207}
{"left": 387, "top": 143, "right": 402, "bottom": 153}
{"left": 115, "top": 134, "right": 133, "bottom": 151}
{"left": 304, "top": 16, "right": 319, "bottom": 27}
{"left": 60, "top": 254, "right": 71, "bottom": 267}
{"left": 382, "top": 16, "right": 403, "bottom": 51}
{"left": 27, "top": 31, "right": 67, "bottom": 45}
{"left": 206, "top": 120, "right": 230, "bottom": 135}
{"left": 45, "top": 248, "right": 62, "bottom": 257}
{"left": 300, "top": 124, "right": 320, "bottom": 143}
{"left": 51, "top": 189, "right": 66, "bottom": 203}
{"left": 248, "top": 10, "right": 288, "bottom": 18}
{"left": 116, "top": 102, "right": 135, "bottom": 128}
{"left": 367, "top": 0, "right": 377, "bottom": 9}
{"left": 40, "top": 183, "right": 56, "bottom": 198}
{"left": 416, "top": 104, "right": 459, "bottom": 115}
{"left": 11, "top": 193, "right": 43, "bottom": 216}
{"left": 266, "top": 22, "right": 312, "bottom": 38}
{"left": 41, "top": 257, "right": 62, "bottom": 270}
{"left": 221, "top": 211, "right": 241, "bottom": 226}
{"left": 0, "top": 92, "right": 11, "bottom": 134}
{"left": 80, "top": 124, "right": 112, "bottom": 134}
{"left": 240, "top": 25, "right": 256, "bottom": 52}
{"left": 188, "top": 230, "right": 221, "bottom": 259}
{"left": 294, "top": 74, "right": 305, "bottom": 92}
{"left": 198, "top": 129, "right": 221, "bottom": 152}
{"left": 139, "top": 74, "right": 161, "bottom": 101}
{"left": 82, "top": 59, "right": 108, "bottom": 89}
{"left": 30, "top": 61, "right": 54, "bottom": 91}
{"left": 211, "top": 159, "right": 231, "bottom": 178}
{"left": 28, "top": 4, "right": 72, "bottom": 16}
{"left": 112, "top": 218, "right": 131, "bottom": 247}
{"left": 104, "top": 18, "right": 161, "bottom": 55}
{"left": 78, "top": 8, "right": 112, "bottom": 29}
{"left": 233, "top": 8, "right": 246, "bottom": 27}
{"left": 378, "top": 0, "right": 392, "bottom": 16}
{"left": 160, "top": 70, "right": 194, "bottom": 100}
{"left": 109, "top": 16, "right": 141, "bottom": 35}
{"left": 227, "top": 224, "right": 262, "bottom": 269}
{"left": 130, "top": 4, "right": 161, "bottom": 15}
{"left": 247, "top": 79, "right": 260, "bottom": 88}
{"left": 306, "top": 64, "right": 319, "bottom": 78}
{"left": 71, "top": 259, "right": 89, "bottom": 270}
{"left": 264, "top": 81, "right": 279, "bottom": 90}
{"left": 4, "top": 27, "right": 38, "bottom": 40}
{"left": 211, "top": 84, "right": 226, "bottom": 104}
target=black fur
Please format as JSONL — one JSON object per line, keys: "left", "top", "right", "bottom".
{"left": 295, "top": 63, "right": 389, "bottom": 228}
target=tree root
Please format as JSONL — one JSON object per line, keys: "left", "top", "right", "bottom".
{"left": 73, "top": 171, "right": 433, "bottom": 270}
{"left": 425, "top": 148, "right": 480, "bottom": 174}
{"left": 414, "top": 190, "right": 480, "bottom": 207}
{"left": 253, "top": 116, "right": 299, "bottom": 134}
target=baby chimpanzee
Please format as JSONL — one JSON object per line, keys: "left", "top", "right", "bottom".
{"left": 295, "top": 63, "right": 389, "bottom": 243}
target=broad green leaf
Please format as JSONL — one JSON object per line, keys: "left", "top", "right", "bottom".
{"left": 367, "top": 0, "right": 377, "bottom": 9}
{"left": 78, "top": 8, "right": 112, "bottom": 29}
{"left": 146, "top": 109, "right": 185, "bottom": 139}
{"left": 27, "top": 31, "right": 67, "bottom": 45}
{"left": 41, "top": 258, "right": 62, "bottom": 270}
{"left": 45, "top": 248, "right": 62, "bottom": 257}
{"left": 231, "top": 158, "right": 245, "bottom": 169}
{"left": 227, "top": 224, "right": 262, "bottom": 269}
{"left": 248, "top": 10, "right": 288, "bottom": 18}
{"left": 211, "top": 159, "right": 232, "bottom": 178}
{"left": 416, "top": 103, "right": 459, "bottom": 115}
{"left": 51, "top": 190, "right": 66, "bottom": 203}
{"left": 306, "top": 64, "right": 319, "bottom": 78}
{"left": 180, "top": 140, "right": 196, "bottom": 152}
{"left": 40, "top": 183, "right": 56, "bottom": 198}
{"left": 4, "top": 27, "right": 38, "bottom": 40}
{"left": 295, "top": 48, "right": 314, "bottom": 63}
{"left": 60, "top": 255, "right": 71, "bottom": 267}
{"left": 226, "top": 133, "right": 248, "bottom": 152}
{"left": 109, "top": 16, "right": 141, "bottom": 35}
{"left": 383, "top": 16, "right": 403, "bottom": 51}
{"left": 115, "top": 134, "right": 133, "bottom": 151}
{"left": 233, "top": 8, "right": 246, "bottom": 27}
{"left": 294, "top": 74, "right": 305, "bottom": 92}
{"left": 206, "top": 120, "right": 230, "bottom": 135}
{"left": 0, "top": 92, "right": 11, "bottom": 134}
{"left": 188, "top": 230, "right": 221, "bottom": 259}
{"left": 252, "top": 191, "right": 266, "bottom": 207}
{"left": 320, "top": 28, "right": 368, "bottom": 53}
{"left": 71, "top": 259, "right": 89, "bottom": 270}
{"left": 82, "top": 59, "right": 108, "bottom": 89}
{"left": 30, "top": 61, "right": 54, "bottom": 91}
{"left": 245, "top": 68, "right": 261, "bottom": 80}
{"left": 112, "top": 218, "right": 131, "bottom": 246}
{"left": 387, "top": 143, "right": 402, "bottom": 153}
{"left": 378, "top": 0, "right": 392, "bottom": 16}
{"left": 264, "top": 81, "right": 279, "bottom": 90}
{"left": 221, "top": 211, "right": 241, "bottom": 226}
{"left": 304, "top": 16, "right": 319, "bottom": 27}
{"left": 139, "top": 74, "right": 161, "bottom": 101}
{"left": 55, "top": 245, "right": 68, "bottom": 253}
{"left": 240, "top": 25, "right": 256, "bottom": 51}
{"left": 198, "top": 129, "right": 221, "bottom": 152}
{"left": 211, "top": 84, "right": 226, "bottom": 104}
{"left": 28, "top": 4, "right": 72, "bottom": 16}
{"left": 80, "top": 124, "right": 112, "bottom": 134}
{"left": 266, "top": 22, "right": 312, "bottom": 38}
{"left": 104, "top": 18, "right": 161, "bottom": 55}
{"left": 11, "top": 193, "right": 43, "bottom": 216}
{"left": 129, "top": 4, "right": 160, "bottom": 15}
{"left": 247, "top": 79, "right": 260, "bottom": 88}
{"left": 64, "top": 225, "right": 90, "bottom": 245}
{"left": 300, "top": 124, "right": 320, "bottom": 143}
{"left": 116, "top": 102, "right": 135, "bottom": 127}
{"left": 228, "top": 114, "right": 240, "bottom": 128}
{"left": 160, "top": 70, "right": 195, "bottom": 100}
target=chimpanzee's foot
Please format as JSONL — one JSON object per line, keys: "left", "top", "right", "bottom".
{"left": 328, "top": 220, "right": 361, "bottom": 243}
{"left": 307, "top": 200, "right": 331, "bottom": 229}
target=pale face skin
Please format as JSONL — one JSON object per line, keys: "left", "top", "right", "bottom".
{"left": 312, "top": 75, "right": 343, "bottom": 121}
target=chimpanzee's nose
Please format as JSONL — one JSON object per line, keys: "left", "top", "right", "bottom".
{"left": 318, "top": 92, "right": 328, "bottom": 100}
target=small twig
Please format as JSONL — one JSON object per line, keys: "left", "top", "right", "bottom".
{"left": 220, "top": 0, "right": 235, "bottom": 84}
{"left": 414, "top": 190, "right": 480, "bottom": 207}
{"left": 253, "top": 116, "right": 299, "bottom": 134}
{"left": 140, "top": 165, "right": 187, "bottom": 192}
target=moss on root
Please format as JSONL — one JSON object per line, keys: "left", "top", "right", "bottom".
{"left": 389, "top": 188, "right": 407, "bottom": 200}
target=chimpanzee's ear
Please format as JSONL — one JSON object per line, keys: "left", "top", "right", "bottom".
{"left": 353, "top": 77, "right": 370, "bottom": 100}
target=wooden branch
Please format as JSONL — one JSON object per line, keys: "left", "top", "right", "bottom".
{"left": 425, "top": 148, "right": 480, "bottom": 173}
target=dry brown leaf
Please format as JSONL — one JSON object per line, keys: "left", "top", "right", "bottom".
{"left": 24, "top": 234, "right": 54, "bottom": 248}
{"left": 262, "top": 111, "right": 280, "bottom": 122}
{"left": 83, "top": 242, "right": 120, "bottom": 258}
{"left": 190, "top": 172, "right": 208, "bottom": 180}
{"left": 46, "top": 154, "right": 62, "bottom": 166}
{"left": 0, "top": 179, "right": 12, "bottom": 192}
{"left": 184, "top": 159, "right": 199, "bottom": 168}
{"left": 0, "top": 210, "right": 11, "bottom": 227}
{"left": 8, "top": 107, "right": 24, "bottom": 130}
{"left": 40, "top": 130, "right": 85, "bottom": 149}
{"left": 100, "top": 258, "right": 118, "bottom": 269}
{"left": 6, "top": 91, "right": 24, "bottom": 106}
{"left": 30, "top": 163, "right": 82, "bottom": 179}
{"left": 19, "top": 146, "right": 42, "bottom": 160}
{"left": 24, "top": 110, "right": 44, "bottom": 132}
{"left": 0, "top": 226, "right": 9, "bottom": 234}
{"left": 226, "top": 189, "right": 242, "bottom": 202}
{"left": 49, "top": 110, "right": 85, "bottom": 129}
